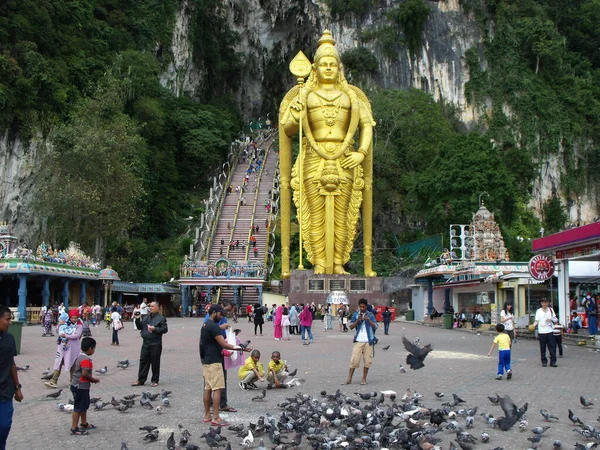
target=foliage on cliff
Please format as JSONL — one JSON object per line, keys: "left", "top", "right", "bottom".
{"left": 462, "top": 0, "right": 600, "bottom": 208}
{"left": 0, "top": 0, "right": 242, "bottom": 281}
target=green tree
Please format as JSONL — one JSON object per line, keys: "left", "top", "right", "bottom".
{"left": 541, "top": 196, "right": 567, "bottom": 234}
{"left": 36, "top": 75, "right": 147, "bottom": 260}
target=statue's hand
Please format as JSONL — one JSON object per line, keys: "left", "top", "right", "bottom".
{"left": 289, "top": 99, "right": 304, "bottom": 124}
{"left": 340, "top": 152, "right": 365, "bottom": 169}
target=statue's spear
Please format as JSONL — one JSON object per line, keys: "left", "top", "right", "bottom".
{"left": 289, "top": 51, "right": 312, "bottom": 271}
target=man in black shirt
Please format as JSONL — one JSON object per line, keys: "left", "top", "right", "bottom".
{"left": 0, "top": 306, "right": 24, "bottom": 449}
{"left": 200, "top": 305, "right": 248, "bottom": 426}
{"left": 132, "top": 301, "right": 168, "bottom": 387}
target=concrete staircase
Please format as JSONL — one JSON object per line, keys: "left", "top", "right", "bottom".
{"left": 205, "top": 136, "right": 277, "bottom": 310}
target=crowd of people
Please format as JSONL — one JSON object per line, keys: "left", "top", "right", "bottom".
{"left": 180, "top": 260, "right": 265, "bottom": 278}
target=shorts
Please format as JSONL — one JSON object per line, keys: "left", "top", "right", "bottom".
{"left": 70, "top": 385, "right": 90, "bottom": 412}
{"left": 350, "top": 342, "right": 373, "bottom": 369}
{"left": 203, "top": 363, "right": 225, "bottom": 390}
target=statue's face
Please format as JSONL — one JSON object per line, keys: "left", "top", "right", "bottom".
{"left": 316, "top": 56, "right": 339, "bottom": 83}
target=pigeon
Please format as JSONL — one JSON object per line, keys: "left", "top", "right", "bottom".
{"left": 531, "top": 425, "right": 550, "bottom": 435}
{"left": 95, "top": 366, "right": 108, "bottom": 375}
{"left": 355, "top": 392, "right": 374, "bottom": 401}
{"left": 402, "top": 336, "right": 432, "bottom": 370}
{"left": 496, "top": 394, "right": 527, "bottom": 431}
{"left": 121, "top": 441, "right": 128, "bottom": 450}
{"left": 45, "top": 389, "right": 63, "bottom": 399}
{"left": 453, "top": 393, "right": 466, "bottom": 404}
{"left": 241, "top": 430, "right": 254, "bottom": 447}
{"left": 94, "top": 401, "right": 110, "bottom": 410}
{"left": 185, "top": 446, "right": 200, "bottom": 450}
{"left": 435, "top": 392, "right": 444, "bottom": 398}
{"left": 139, "top": 426, "right": 158, "bottom": 432}
{"left": 110, "top": 396, "right": 121, "bottom": 407}
{"left": 488, "top": 394, "right": 500, "bottom": 405}
{"left": 481, "top": 431, "right": 490, "bottom": 442}
{"left": 581, "top": 396, "right": 595, "bottom": 408}
{"left": 162, "top": 397, "right": 170, "bottom": 407}
{"left": 117, "top": 361, "right": 129, "bottom": 369}
{"left": 553, "top": 441, "right": 562, "bottom": 448}
{"left": 569, "top": 409, "right": 585, "bottom": 426}
{"left": 89, "top": 397, "right": 102, "bottom": 404}
{"left": 117, "top": 359, "right": 129, "bottom": 365}
{"left": 527, "top": 434, "right": 541, "bottom": 444}
{"left": 40, "top": 373, "right": 53, "bottom": 380}
{"left": 179, "top": 424, "right": 192, "bottom": 439}
{"left": 167, "top": 432, "right": 176, "bottom": 450}
{"left": 146, "top": 392, "right": 160, "bottom": 401}
{"left": 252, "top": 390, "right": 267, "bottom": 402}
{"left": 239, "top": 340, "right": 251, "bottom": 350}
{"left": 155, "top": 406, "right": 162, "bottom": 414}
{"left": 381, "top": 345, "right": 390, "bottom": 350}
{"left": 116, "top": 404, "right": 130, "bottom": 412}
{"left": 161, "top": 390, "right": 172, "bottom": 398}
{"left": 399, "top": 365, "right": 406, "bottom": 373}
{"left": 123, "top": 394, "right": 139, "bottom": 400}
{"left": 42, "top": 367, "right": 51, "bottom": 375}
{"left": 143, "top": 430, "right": 159, "bottom": 442}
{"left": 16, "top": 364, "right": 30, "bottom": 371}
{"left": 288, "top": 368, "right": 297, "bottom": 377}
{"left": 540, "top": 409, "right": 559, "bottom": 421}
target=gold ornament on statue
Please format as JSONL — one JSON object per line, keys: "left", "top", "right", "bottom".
{"left": 279, "top": 30, "right": 376, "bottom": 277}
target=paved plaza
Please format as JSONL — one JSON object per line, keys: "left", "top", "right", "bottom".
{"left": 7, "top": 317, "right": 600, "bottom": 449}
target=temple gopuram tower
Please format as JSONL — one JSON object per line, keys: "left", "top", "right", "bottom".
{"left": 467, "top": 203, "right": 509, "bottom": 262}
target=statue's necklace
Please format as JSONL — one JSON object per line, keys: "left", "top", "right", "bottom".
{"left": 315, "top": 91, "right": 343, "bottom": 127}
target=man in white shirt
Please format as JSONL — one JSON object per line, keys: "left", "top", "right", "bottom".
{"left": 533, "top": 298, "right": 557, "bottom": 367}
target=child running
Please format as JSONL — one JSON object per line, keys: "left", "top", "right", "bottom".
{"left": 487, "top": 323, "right": 512, "bottom": 380}
{"left": 70, "top": 337, "right": 100, "bottom": 435}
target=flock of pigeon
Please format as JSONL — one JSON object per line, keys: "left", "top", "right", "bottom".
{"left": 27, "top": 337, "right": 599, "bottom": 449}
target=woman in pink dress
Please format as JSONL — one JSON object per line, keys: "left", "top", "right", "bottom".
{"left": 274, "top": 305, "right": 283, "bottom": 340}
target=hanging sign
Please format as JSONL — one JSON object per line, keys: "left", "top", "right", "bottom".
{"left": 528, "top": 255, "right": 555, "bottom": 281}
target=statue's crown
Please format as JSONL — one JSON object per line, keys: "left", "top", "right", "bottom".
{"left": 314, "top": 30, "right": 340, "bottom": 63}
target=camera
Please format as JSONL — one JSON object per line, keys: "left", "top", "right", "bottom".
{"left": 134, "top": 311, "right": 141, "bottom": 316}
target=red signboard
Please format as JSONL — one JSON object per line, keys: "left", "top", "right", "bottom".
{"left": 528, "top": 255, "right": 555, "bottom": 281}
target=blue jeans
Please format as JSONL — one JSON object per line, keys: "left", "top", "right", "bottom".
{"left": 0, "top": 400, "right": 14, "bottom": 450}
{"left": 301, "top": 325, "right": 313, "bottom": 342}
{"left": 384, "top": 322, "right": 390, "bottom": 335}
{"left": 497, "top": 349, "right": 511, "bottom": 375}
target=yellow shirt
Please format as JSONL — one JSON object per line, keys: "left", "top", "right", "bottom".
{"left": 494, "top": 333, "right": 511, "bottom": 351}
{"left": 268, "top": 359, "right": 285, "bottom": 374}
{"left": 238, "top": 356, "right": 264, "bottom": 380}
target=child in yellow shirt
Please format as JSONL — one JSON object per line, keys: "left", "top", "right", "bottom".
{"left": 487, "top": 324, "right": 512, "bottom": 380}
{"left": 238, "top": 350, "right": 264, "bottom": 390}
{"left": 266, "top": 351, "right": 289, "bottom": 389}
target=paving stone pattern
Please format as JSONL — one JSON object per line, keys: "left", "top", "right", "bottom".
{"left": 8, "top": 317, "right": 599, "bottom": 449}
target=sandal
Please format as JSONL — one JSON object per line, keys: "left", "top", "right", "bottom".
{"left": 79, "top": 423, "right": 97, "bottom": 429}
{"left": 70, "top": 428, "right": 88, "bottom": 435}
{"left": 131, "top": 381, "right": 144, "bottom": 386}
{"left": 151, "top": 382, "right": 158, "bottom": 387}
{"left": 211, "top": 420, "right": 230, "bottom": 427}
{"left": 221, "top": 406, "right": 237, "bottom": 412}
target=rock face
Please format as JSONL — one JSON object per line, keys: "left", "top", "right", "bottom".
{"left": 0, "top": 131, "right": 45, "bottom": 245}
{"left": 1, "top": 0, "right": 597, "bottom": 236}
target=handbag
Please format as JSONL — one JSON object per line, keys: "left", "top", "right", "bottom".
{"left": 113, "top": 319, "right": 123, "bottom": 331}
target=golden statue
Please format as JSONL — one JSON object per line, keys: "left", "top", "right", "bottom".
{"left": 279, "top": 30, "right": 376, "bottom": 278}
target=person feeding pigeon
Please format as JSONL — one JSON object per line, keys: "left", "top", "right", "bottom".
{"left": 200, "top": 304, "right": 249, "bottom": 426}
{"left": 45, "top": 309, "right": 84, "bottom": 389}
{"left": 69, "top": 337, "right": 100, "bottom": 435}
{"left": 342, "top": 298, "right": 378, "bottom": 385}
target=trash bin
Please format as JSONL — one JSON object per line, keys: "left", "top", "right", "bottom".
{"left": 405, "top": 310, "right": 414, "bottom": 321}
{"left": 8, "top": 321, "right": 24, "bottom": 355}
{"left": 443, "top": 314, "right": 453, "bottom": 329}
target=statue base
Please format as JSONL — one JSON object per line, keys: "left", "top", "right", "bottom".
{"left": 283, "top": 269, "right": 389, "bottom": 308}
